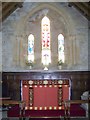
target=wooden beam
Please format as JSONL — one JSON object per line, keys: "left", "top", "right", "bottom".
{"left": 2, "top": 2, "right": 18, "bottom": 16}
{"left": 83, "top": 2, "right": 89, "bottom": 8}
{"left": 1, "top": 2, "right": 23, "bottom": 22}
{"left": 71, "top": 2, "right": 90, "bottom": 20}
{"left": 17, "top": 2, "right": 23, "bottom": 8}
{"left": 0, "top": 2, "right": 2, "bottom": 23}
{"left": 73, "top": 2, "right": 89, "bottom": 15}
{"left": 2, "top": 2, "right": 18, "bottom": 21}
{"left": 80, "top": 2, "right": 90, "bottom": 13}
{"left": 2, "top": 2, "right": 10, "bottom": 10}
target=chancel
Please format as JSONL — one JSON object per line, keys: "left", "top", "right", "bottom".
{"left": 0, "top": 1, "right": 90, "bottom": 120}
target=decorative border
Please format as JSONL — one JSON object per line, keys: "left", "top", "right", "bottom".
{"left": 23, "top": 79, "right": 69, "bottom": 110}
{"left": 23, "top": 79, "right": 69, "bottom": 85}
{"left": 58, "top": 85, "right": 63, "bottom": 106}
{"left": 29, "top": 87, "right": 33, "bottom": 106}
{"left": 25, "top": 106, "right": 62, "bottom": 110}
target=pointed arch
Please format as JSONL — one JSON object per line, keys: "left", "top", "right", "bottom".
{"left": 41, "top": 16, "right": 51, "bottom": 66}
{"left": 28, "top": 34, "right": 34, "bottom": 62}
{"left": 58, "top": 34, "right": 65, "bottom": 63}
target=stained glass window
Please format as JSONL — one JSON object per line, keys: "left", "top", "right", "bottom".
{"left": 58, "top": 34, "right": 65, "bottom": 63}
{"left": 28, "top": 34, "right": 34, "bottom": 62}
{"left": 41, "top": 16, "right": 51, "bottom": 66}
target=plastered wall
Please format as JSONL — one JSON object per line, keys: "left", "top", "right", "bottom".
{"left": 2, "top": 2, "right": 88, "bottom": 71}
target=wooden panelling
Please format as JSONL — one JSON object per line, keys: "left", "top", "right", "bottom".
{"left": 2, "top": 71, "right": 90, "bottom": 100}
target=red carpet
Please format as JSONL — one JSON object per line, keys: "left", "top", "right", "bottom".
{"left": 7, "top": 104, "right": 86, "bottom": 117}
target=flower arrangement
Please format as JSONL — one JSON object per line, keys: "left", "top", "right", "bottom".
{"left": 26, "top": 60, "right": 33, "bottom": 67}
{"left": 58, "top": 59, "right": 64, "bottom": 66}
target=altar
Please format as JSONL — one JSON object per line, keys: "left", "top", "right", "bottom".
{"left": 2, "top": 71, "right": 89, "bottom": 119}
{"left": 22, "top": 79, "right": 70, "bottom": 110}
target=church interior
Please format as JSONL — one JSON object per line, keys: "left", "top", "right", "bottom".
{"left": 0, "top": 1, "right": 90, "bottom": 120}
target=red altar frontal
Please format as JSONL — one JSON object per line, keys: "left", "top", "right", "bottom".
{"left": 22, "top": 79, "right": 70, "bottom": 110}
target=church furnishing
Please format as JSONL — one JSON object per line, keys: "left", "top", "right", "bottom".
{"left": 22, "top": 79, "right": 70, "bottom": 110}
{"left": 63, "top": 99, "right": 89, "bottom": 120}
{"left": 2, "top": 71, "right": 90, "bottom": 119}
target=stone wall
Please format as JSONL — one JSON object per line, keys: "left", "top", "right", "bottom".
{"left": 0, "top": 32, "right": 2, "bottom": 72}
{"left": 2, "top": 2, "right": 88, "bottom": 71}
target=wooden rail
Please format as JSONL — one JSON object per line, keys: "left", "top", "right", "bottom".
{"left": 0, "top": 99, "right": 25, "bottom": 107}
{"left": 0, "top": 98, "right": 90, "bottom": 119}
{"left": 63, "top": 99, "right": 90, "bottom": 120}
{"left": 0, "top": 98, "right": 25, "bottom": 118}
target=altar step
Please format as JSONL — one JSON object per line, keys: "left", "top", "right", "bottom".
{"left": 1, "top": 117, "right": 88, "bottom": 120}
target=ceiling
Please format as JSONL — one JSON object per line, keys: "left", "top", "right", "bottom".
{"left": 68, "top": 2, "right": 90, "bottom": 20}
{"left": 1, "top": 2, "right": 23, "bottom": 22}
{"left": 1, "top": 2, "right": 90, "bottom": 22}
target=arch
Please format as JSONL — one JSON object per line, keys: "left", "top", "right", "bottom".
{"left": 22, "top": 3, "right": 76, "bottom": 66}
{"left": 58, "top": 34, "right": 64, "bottom": 63}
{"left": 41, "top": 16, "right": 51, "bottom": 66}
{"left": 28, "top": 34, "right": 34, "bottom": 62}
{"left": 23, "top": 3, "right": 75, "bottom": 35}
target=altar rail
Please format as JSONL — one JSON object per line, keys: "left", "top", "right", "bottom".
{"left": 63, "top": 99, "right": 90, "bottom": 120}
{"left": 0, "top": 98, "right": 25, "bottom": 118}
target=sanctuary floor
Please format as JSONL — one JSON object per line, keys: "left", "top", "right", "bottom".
{"left": 1, "top": 117, "right": 89, "bottom": 120}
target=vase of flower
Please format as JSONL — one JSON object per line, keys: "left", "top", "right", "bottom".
{"left": 26, "top": 60, "right": 33, "bottom": 69}
{"left": 58, "top": 60, "right": 63, "bottom": 69}
{"left": 29, "top": 65, "right": 32, "bottom": 69}
{"left": 58, "top": 65, "right": 62, "bottom": 69}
